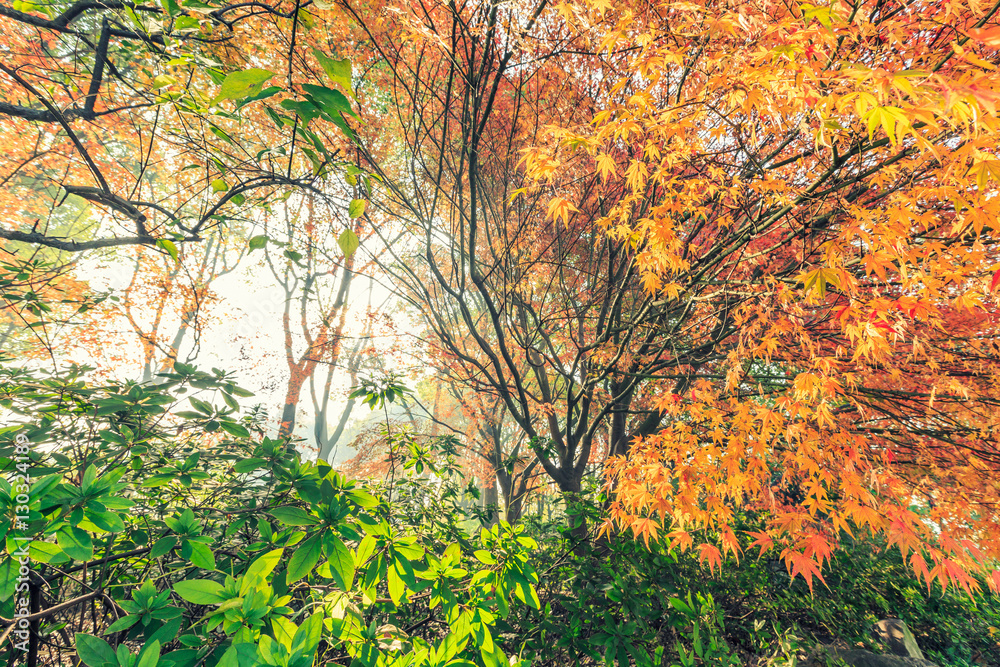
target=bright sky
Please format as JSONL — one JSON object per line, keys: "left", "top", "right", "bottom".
{"left": 70, "top": 233, "right": 423, "bottom": 464}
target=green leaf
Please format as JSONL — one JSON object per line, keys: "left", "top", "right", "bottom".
{"left": 57, "top": 525, "right": 94, "bottom": 561}
{"left": 150, "top": 536, "right": 177, "bottom": 558}
{"left": 348, "top": 199, "right": 366, "bottom": 219}
{"left": 270, "top": 506, "right": 320, "bottom": 526}
{"left": 480, "top": 644, "right": 506, "bottom": 667}
{"left": 218, "top": 421, "right": 250, "bottom": 439}
{"left": 233, "top": 458, "right": 266, "bottom": 473}
{"left": 29, "top": 540, "right": 68, "bottom": 565}
{"left": 141, "top": 474, "right": 175, "bottom": 488}
{"left": 147, "top": 617, "right": 183, "bottom": 647}
{"left": 248, "top": 235, "right": 268, "bottom": 251}
{"left": 189, "top": 396, "right": 214, "bottom": 415}
{"left": 301, "top": 84, "right": 357, "bottom": 118}
{"left": 187, "top": 541, "right": 216, "bottom": 570}
{"left": 155, "top": 239, "right": 179, "bottom": 263}
{"left": 217, "top": 646, "right": 239, "bottom": 667}
{"left": 88, "top": 510, "right": 126, "bottom": 533}
{"left": 240, "top": 549, "right": 283, "bottom": 595}
{"left": 327, "top": 536, "right": 355, "bottom": 591}
{"left": 76, "top": 633, "right": 117, "bottom": 667}
{"left": 286, "top": 535, "right": 321, "bottom": 584}
{"left": 279, "top": 99, "right": 321, "bottom": 125}
{"left": 290, "top": 614, "right": 323, "bottom": 663}
{"left": 311, "top": 48, "right": 353, "bottom": 95}
{"left": 104, "top": 615, "right": 141, "bottom": 634}
{"left": 153, "top": 74, "right": 177, "bottom": 89}
{"left": 0, "top": 558, "right": 17, "bottom": 599}
{"left": 346, "top": 489, "right": 378, "bottom": 508}
{"left": 173, "top": 579, "right": 225, "bottom": 604}
{"left": 30, "top": 473, "right": 61, "bottom": 500}
{"left": 81, "top": 464, "right": 98, "bottom": 493}
{"left": 210, "top": 179, "right": 229, "bottom": 193}
{"left": 473, "top": 550, "right": 496, "bottom": 565}
{"left": 338, "top": 229, "right": 359, "bottom": 259}
{"left": 137, "top": 640, "right": 161, "bottom": 667}
{"left": 215, "top": 68, "right": 276, "bottom": 103}
{"left": 237, "top": 85, "right": 282, "bottom": 107}
{"left": 387, "top": 561, "right": 404, "bottom": 605}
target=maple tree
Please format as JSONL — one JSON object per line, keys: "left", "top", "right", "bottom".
{"left": 515, "top": 0, "right": 1000, "bottom": 592}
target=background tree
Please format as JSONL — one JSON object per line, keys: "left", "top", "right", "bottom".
{"left": 95, "top": 233, "right": 246, "bottom": 381}
{"left": 263, "top": 191, "right": 393, "bottom": 462}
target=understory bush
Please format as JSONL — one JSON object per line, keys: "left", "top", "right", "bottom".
{"left": 1, "top": 363, "right": 997, "bottom": 667}
{"left": 0, "top": 363, "right": 540, "bottom": 667}
{"left": 518, "top": 499, "right": 1000, "bottom": 667}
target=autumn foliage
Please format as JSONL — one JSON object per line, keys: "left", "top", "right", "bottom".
{"left": 6, "top": 0, "right": 1000, "bottom": 605}
{"left": 516, "top": 0, "right": 1000, "bottom": 593}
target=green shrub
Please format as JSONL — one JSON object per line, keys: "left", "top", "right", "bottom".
{"left": 0, "top": 363, "right": 540, "bottom": 667}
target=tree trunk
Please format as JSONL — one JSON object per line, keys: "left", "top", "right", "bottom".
{"left": 482, "top": 482, "right": 499, "bottom": 526}
{"left": 278, "top": 369, "right": 307, "bottom": 438}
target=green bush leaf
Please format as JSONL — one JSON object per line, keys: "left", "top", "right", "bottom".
{"left": 290, "top": 614, "right": 323, "bottom": 663}
{"left": 142, "top": 474, "right": 175, "bottom": 488}
{"left": 270, "top": 506, "right": 319, "bottom": 526}
{"left": 29, "top": 540, "right": 68, "bottom": 565}
{"left": 327, "top": 536, "right": 355, "bottom": 591}
{"left": 57, "top": 525, "right": 94, "bottom": 561}
{"left": 104, "top": 615, "right": 141, "bottom": 634}
{"left": 218, "top": 421, "right": 250, "bottom": 439}
{"left": 287, "top": 535, "right": 321, "bottom": 584}
{"left": 187, "top": 541, "right": 216, "bottom": 570}
{"left": 387, "top": 562, "right": 405, "bottom": 605}
{"left": 147, "top": 618, "right": 183, "bottom": 646}
{"left": 137, "top": 639, "right": 161, "bottom": 667}
{"left": 150, "top": 536, "right": 177, "bottom": 558}
{"left": 234, "top": 458, "right": 266, "bottom": 473}
{"left": 0, "top": 558, "right": 17, "bottom": 599}
{"left": 173, "top": 579, "right": 225, "bottom": 604}
{"left": 76, "top": 633, "right": 117, "bottom": 667}
{"left": 241, "top": 549, "right": 283, "bottom": 594}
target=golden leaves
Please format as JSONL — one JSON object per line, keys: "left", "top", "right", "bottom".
{"left": 545, "top": 197, "right": 579, "bottom": 226}
{"left": 545, "top": 0, "right": 1000, "bottom": 595}
{"left": 797, "top": 267, "right": 841, "bottom": 299}
{"left": 863, "top": 105, "right": 911, "bottom": 145}
{"left": 969, "top": 159, "right": 1000, "bottom": 191}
